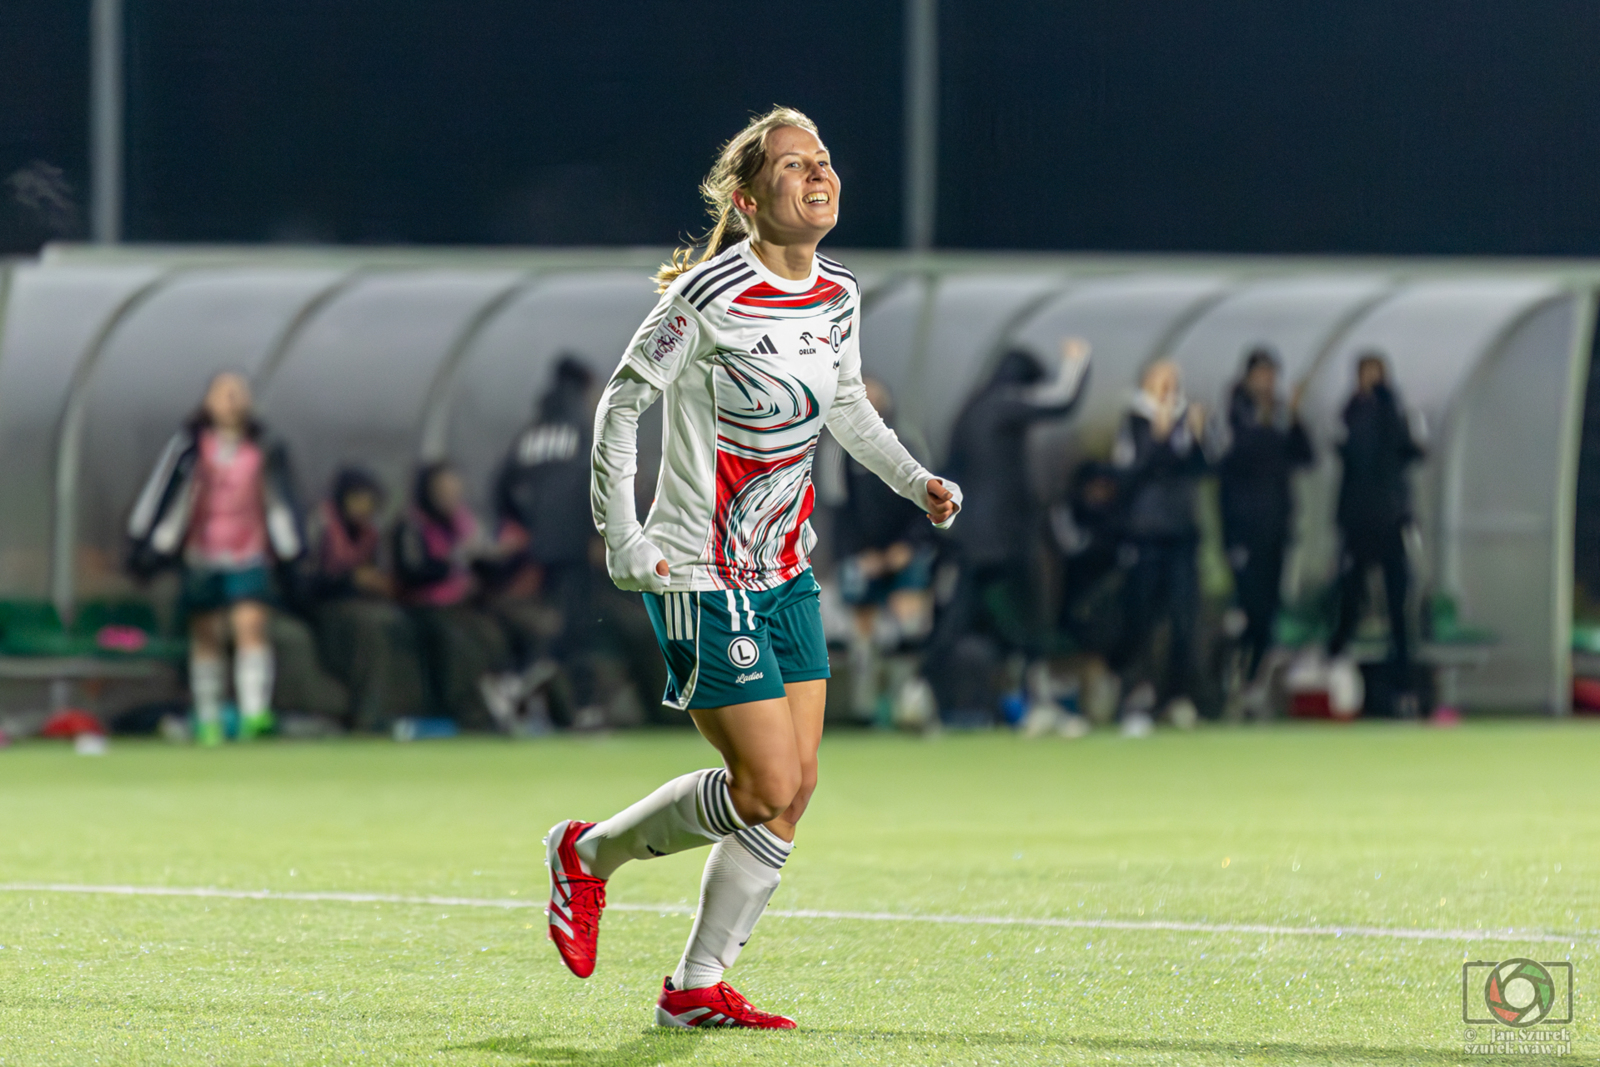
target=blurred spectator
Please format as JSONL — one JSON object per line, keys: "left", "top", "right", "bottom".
{"left": 924, "top": 339, "right": 1091, "bottom": 722}
{"left": 392, "top": 461, "right": 513, "bottom": 729}
{"left": 817, "top": 377, "right": 935, "bottom": 721}
{"left": 1327, "top": 352, "right": 1425, "bottom": 715}
{"left": 492, "top": 357, "right": 600, "bottom": 721}
{"left": 1050, "top": 460, "right": 1125, "bottom": 655}
{"left": 306, "top": 467, "right": 424, "bottom": 732}
{"left": 126, "top": 372, "right": 303, "bottom": 745}
{"left": 1220, "top": 348, "right": 1313, "bottom": 711}
{"left": 1108, "top": 360, "right": 1210, "bottom": 734}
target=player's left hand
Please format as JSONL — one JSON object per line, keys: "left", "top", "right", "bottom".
{"left": 925, "top": 478, "right": 959, "bottom": 525}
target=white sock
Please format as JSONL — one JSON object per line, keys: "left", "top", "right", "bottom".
{"left": 236, "top": 647, "right": 274, "bottom": 719}
{"left": 575, "top": 768, "right": 747, "bottom": 881}
{"left": 190, "top": 655, "right": 225, "bottom": 725}
{"left": 673, "top": 824, "right": 792, "bottom": 990}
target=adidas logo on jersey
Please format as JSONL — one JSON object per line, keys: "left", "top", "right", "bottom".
{"left": 751, "top": 335, "right": 778, "bottom": 355}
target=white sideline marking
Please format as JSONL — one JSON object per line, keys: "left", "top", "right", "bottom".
{"left": 0, "top": 882, "right": 1575, "bottom": 945}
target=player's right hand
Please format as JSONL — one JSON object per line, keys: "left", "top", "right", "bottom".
{"left": 606, "top": 532, "right": 671, "bottom": 593}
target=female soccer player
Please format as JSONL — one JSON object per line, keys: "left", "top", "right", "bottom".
{"left": 545, "top": 106, "right": 962, "bottom": 1029}
{"left": 127, "top": 372, "right": 302, "bottom": 744}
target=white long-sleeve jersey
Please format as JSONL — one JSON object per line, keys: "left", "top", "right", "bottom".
{"left": 592, "top": 238, "right": 960, "bottom": 593}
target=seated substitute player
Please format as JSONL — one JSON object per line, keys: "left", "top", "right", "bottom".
{"left": 544, "top": 107, "right": 963, "bottom": 1029}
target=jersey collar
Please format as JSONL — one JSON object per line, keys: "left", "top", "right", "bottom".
{"left": 734, "top": 237, "right": 821, "bottom": 293}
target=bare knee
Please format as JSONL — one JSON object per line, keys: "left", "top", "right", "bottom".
{"left": 189, "top": 612, "right": 224, "bottom": 658}
{"left": 232, "top": 602, "right": 270, "bottom": 651}
{"left": 728, "top": 761, "right": 802, "bottom": 825}
{"left": 791, "top": 757, "right": 818, "bottom": 812}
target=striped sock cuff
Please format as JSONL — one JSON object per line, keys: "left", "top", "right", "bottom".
{"left": 732, "top": 824, "right": 793, "bottom": 870}
{"left": 697, "top": 769, "right": 749, "bottom": 837}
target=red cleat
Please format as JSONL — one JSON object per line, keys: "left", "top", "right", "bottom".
{"left": 654, "top": 977, "right": 797, "bottom": 1029}
{"left": 544, "top": 819, "right": 605, "bottom": 978}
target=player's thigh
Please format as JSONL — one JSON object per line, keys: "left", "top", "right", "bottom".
{"left": 784, "top": 679, "right": 825, "bottom": 770}
{"left": 689, "top": 696, "right": 802, "bottom": 807}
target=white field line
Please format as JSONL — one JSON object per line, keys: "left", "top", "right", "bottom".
{"left": 0, "top": 882, "right": 1577, "bottom": 945}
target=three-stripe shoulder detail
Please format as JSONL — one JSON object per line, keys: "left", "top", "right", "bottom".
{"left": 681, "top": 253, "right": 749, "bottom": 305}
{"left": 816, "top": 255, "right": 857, "bottom": 287}
{"left": 689, "top": 267, "right": 757, "bottom": 312}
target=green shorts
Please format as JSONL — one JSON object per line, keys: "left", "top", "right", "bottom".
{"left": 181, "top": 563, "right": 274, "bottom": 616}
{"left": 643, "top": 569, "right": 830, "bottom": 711}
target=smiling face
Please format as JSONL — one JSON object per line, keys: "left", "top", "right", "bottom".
{"left": 733, "top": 125, "right": 840, "bottom": 246}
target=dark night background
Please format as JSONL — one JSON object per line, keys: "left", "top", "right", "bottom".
{"left": 5, "top": 1, "right": 1600, "bottom": 254}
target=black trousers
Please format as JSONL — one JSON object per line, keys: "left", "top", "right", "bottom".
{"left": 1109, "top": 537, "right": 1198, "bottom": 703}
{"left": 1327, "top": 522, "right": 1409, "bottom": 674}
{"left": 923, "top": 554, "right": 1036, "bottom": 715}
{"left": 494, "top": 560, "right": 598, "bottom": 708}
{"left": 408, "top": 604, "right": 513, "bottom": 728}
{"left": 1229, "top": 536, "right": 1287, "bottom": 682}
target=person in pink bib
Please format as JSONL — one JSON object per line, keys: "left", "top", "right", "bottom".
{"left": 127, "top": 373, "right": 304, "bottom": 744}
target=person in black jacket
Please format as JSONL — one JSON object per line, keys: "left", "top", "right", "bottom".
{"left": 923, "top": 339, "right": 1091, "bottom": 721}
{"left": 493, "top": 357, "right": 600, "bottom": 713}
{"left": 1051, "top": 460, "right": 1124, "bottom": 656}
{"left": 1108, "top": 360, "right": 1211, "bottom": 733}
{"left": 1220, "top": 347, "right": 1313, "bottom": 696}
{"left": 1327, "top": 352, "right": 1424, "bottom": 705}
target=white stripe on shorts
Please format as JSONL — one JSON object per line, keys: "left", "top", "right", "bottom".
{"left": 725, "top": 591, "right": 740, "bottom": 632}
{"left": 665, "top": 592, "right": 694, "bottom": 642}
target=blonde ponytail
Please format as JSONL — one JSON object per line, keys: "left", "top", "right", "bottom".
{"left": 655, "top": 106, "right": 819, "bottom": 291}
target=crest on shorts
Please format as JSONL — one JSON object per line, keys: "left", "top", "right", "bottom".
{"left": 727, "top": 636, "right": 759, "bottom": 669}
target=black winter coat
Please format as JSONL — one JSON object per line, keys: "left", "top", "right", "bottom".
{"left": 1111, "top": 406, "right": 1210, "bottom": 542}
{"left": 1336, "top": 384, "right": 1423, "bottom": 534}
{"left": 125, "top": 424, "right": 304, "bottom": 579}
{"left": 1219, "top": 386, "right": 1313, "bottom": 547}
{"left": 494, "top": 381, "right": 594, "bottom": 566}
{"left": 944, "top": 357, "right": 1082, "bottom": 566}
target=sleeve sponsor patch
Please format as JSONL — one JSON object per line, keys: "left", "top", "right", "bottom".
{"left": 645, "top": 311, "right": 697, "bottom": 367}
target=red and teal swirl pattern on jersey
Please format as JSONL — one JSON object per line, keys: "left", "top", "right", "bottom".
{"left": 726, "top": 277, "right": 850, "bottom": 321}
{"left": 708, "top": 350, "right": 822, "bottom": 588}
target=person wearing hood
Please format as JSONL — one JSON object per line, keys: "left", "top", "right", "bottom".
{"left": 923, "top": 338, "right": 1091, "bottom": 721}
{"left": 1326, "top": 352, "right": 1425, "bottom": 713}
{"left": 392, "top": 461, "right": 514, "bottom": 728}
{"left": 1108, "top": 359, "right": 1212, "bottom": 734}
{"left": 307, "top": 467, "right": 424, "bottom": 732}
{"left": 1220, "top": 348, "right": 1313, "bottom": 709}
{"left": 493, "top": 357, "right": 601, "bottom": 719}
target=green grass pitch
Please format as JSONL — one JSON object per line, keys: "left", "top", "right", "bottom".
{"left": 0, "top": 722, "right": 1593, "bottom": 1065}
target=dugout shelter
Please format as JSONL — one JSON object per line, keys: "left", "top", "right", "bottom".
{"left": 0, "top": 244, "right": 1592, "bottom": 714}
